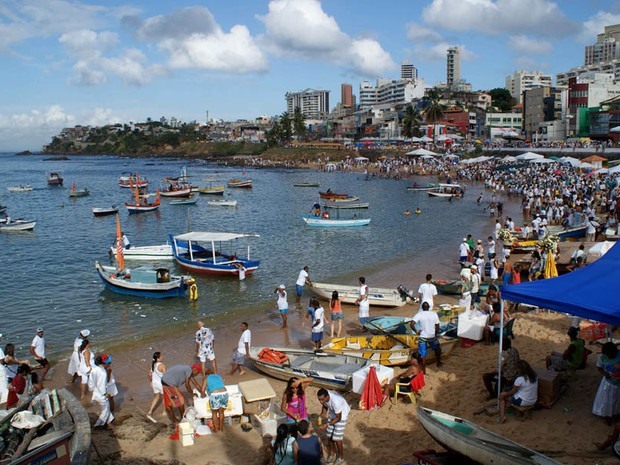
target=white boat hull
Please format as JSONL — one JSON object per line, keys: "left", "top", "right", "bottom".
{"left": 110, "top": 244, "right": 174, "bottom": 261}
{"left": 308, "top": 282, "right": 408, "bottom": 307}
{"left": 207, "top": 200, "right": 238, "bottom": 206}
{"left": 302, "top": 215, "right": 370, "bottom": 227}
{"left": 0, "top": 219, "right": 36, "bottom": 231}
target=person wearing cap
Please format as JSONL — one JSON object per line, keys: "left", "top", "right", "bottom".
{"left": 68, "top": 329, "right": 90, "bottom": 383}
{"left": 470, "top": 264, "right": 481, "bottom": 310}
{"left": 195, "top": 321, "right": 216, "bottom": 374}
{"left": 101, "top": 354, "right": 118, "bottom": 413}
{"left": 546, "top": 327, "right": 586, "bottom": 372}
{"left": 30, "top": 328, "right": 50, "bottom": 380}
{"left": 161, "top": 364, "right": 205, "bottom": 426}
{"left": 295, "top": 266, "right": 312, "bottom": 304}
{"left": 458, "top": 238, "right": 470, "bottom": 265}
{"left": 275, "top": 284, "right": 289, "bottom": 328}
{"left": 89, "top": 355, "right": 114, "bottom": 429}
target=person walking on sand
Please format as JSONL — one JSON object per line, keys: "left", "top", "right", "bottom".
{"left": 317, "top": 388, "right": 350, "bottom": 465}
{"left": 411, "top": 301, "right": 442, "bottom": 372}
{"left": 296, "top": 266, "right": 312, "bottom": 303}
{"left": 311, "top": 300, "right": 325, "bottom": 350}
{"left": 101, "top": 354, "right": 118, "bottom": 413}
{"left": 275, "top": 284, "right": 289, "bottom": 328}
{"left": 30, "top": 328, "right": 51, "bottom": 380}
{"left": 77, "top": 339, "right": 92, "bottom": 401}
{"left": 88, "top": 356, "right": 114, "bottom": 429}
{"left": 354, "top": 277, "right": 370, "bottom": 331}
{"left": 329, "top": 291, "right": 343, "bottom": 338}
{"left": 68, "top": 329, "right": 90, "bottom": 383}
{"left": 230, "top": 322, "right": 251, "bottom": 375}
{"left": 195, "top": 321, "right": 216, "bottom": 374}
{"left": 146, "top": 351, "right": 166, "bottom": 423}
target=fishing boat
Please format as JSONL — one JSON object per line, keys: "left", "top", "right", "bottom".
{"left": 110, "top": 243, "right": 174, "bottom": 261}
{"left": 159, "top": 168, "right": 193, "bottom": 197}
{"left": 407, "top": 182, "right": 437, "bottom": 191}
{"left": 547, "top": 224, "right": 588, "bottom": 240}
{"left": 0, "top": 388, "right": 90, "bottom": 465}
{"left": 302, "top": 211, "right": 370, "bottom": 228}
{"left": 47, "top": 171, "right": 64, "bottom": 186}
{"left": 125, "top": 177, "right": 160, "bottom": 214}
{"left": 92, "top": 206, "right": 119, "bottom": 217}
{"left": 196, "top": 180, "right": 225, "bottom": 195}
{"left": 68, "top": 182, "right": 89, "bottom": 198}
{"left": 417, "top": 407, "right": 562, "bottom": 465}
{"left": 170, "top": 194, "right": 199, "bottom": 205}
{"left": 170, "top": 231, "right": 260, "bottom": 275}
{"left": 308, "top": 282, "right": 409, "bottom": 307}
{"left": 427, "top": 183, "right": 463, "bottom": 198}
{"left": 249, "top": 347, "right": 372, "bottom": 391}
{"left": 294, "top": 182, "right": 320, "bottom": 187}
{"left": 0, "top": 218, "right": 37, "bottom": 232}
{"left": 433, "top": 279, "right": 490, "bottom": 296}
{"left": 96, "top": 215, "right": 195, "bottom": 298}
{"left": 363, "top": 316, "right": 458, "bottom": 338}
{"left": 227, "top": 179, "right": 253, "bottom": 188}
{"left": 319, "top": 191, "right": 350, "bottom": 199}
{"left": 323, "top": 201, "right": 369, "bottom": 209}
{"left": 326, "top": 195, "right": 360, "bottom": 203}
{"left": 7, "top": 185, "right": 33, "bottom": 192}
{"left": 119, "top": 173, "right": 148, "bottom": 188}
{"left": 504, "top": 239, "right": 538, "bottom": 253}
{"left": 207, "top": 199, "right": 237, "bottom": 207}
{"left": 322, "top": 335, "right": 458, "bottom": 366}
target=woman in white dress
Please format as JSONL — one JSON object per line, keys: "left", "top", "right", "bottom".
{"left": 68, "top": 330, "right": 90, "bottom": 383}
{"left": 77, "top": 339, "right": 92, "bottom": 401}
{"left": 592, "top": 342, "right": 620, "bottom": 421}
{"left": 146, "top": 351, "right": 166, "bottom": 423}
{"left": 101, "top": 354, "right": 118, "bottom": 413}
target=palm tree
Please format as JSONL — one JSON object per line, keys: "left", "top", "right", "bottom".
{"left": 279, "top": 112, "right": 293, "bottom": 144}
{"left": 402, "top": 104, "right": 423, "bottom": 139}
{"left": 292, "top": 107, "right": 307, "bottom": 141}
{"left": 424, "top": 89, "right": 445, "bottom": 141}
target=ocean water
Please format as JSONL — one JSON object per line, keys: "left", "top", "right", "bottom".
{"left": 0, "top": 153, "right": 502, "bottom": 356}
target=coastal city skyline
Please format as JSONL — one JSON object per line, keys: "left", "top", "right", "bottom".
{"left": 0, "top": 0, "right": 617, "bottom": 151}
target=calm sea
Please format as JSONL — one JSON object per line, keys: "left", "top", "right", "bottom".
{"left": 0, "top": 153, "right": 509, "bottom": 357}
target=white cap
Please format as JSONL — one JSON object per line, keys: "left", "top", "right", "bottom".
{"left": 278, "top": 284, "right": 285, "bottom": 289}
{"left": 80, "top": 329, "right": 91, "bottom": 338}
{"left": 462, "top": 238, "right": 467, "bottom": 241}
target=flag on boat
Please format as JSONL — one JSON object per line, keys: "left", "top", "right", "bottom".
{"left": 115, "top": 214, "right": 125, "bottom": 271}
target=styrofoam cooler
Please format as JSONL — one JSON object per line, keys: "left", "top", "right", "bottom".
{"left": 457, "top": 312, "right": 488, "bottom": 341}
{"left": 193, "top": 384, "right": 243, "bottom": 419}
{"left": 179, "top": 421, "right": 194, "bottom": 446}
{"left": 251, "top": 402, "right": 287, "bottom": 436}
{"left": 351, "top": 364, "right": 395, "bottom": 394}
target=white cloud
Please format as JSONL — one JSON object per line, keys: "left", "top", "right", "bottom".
{"left": 100, "top": 49, "right": 166, "bottom": 86}
{"left": 580, "top": 11, "right": 620, "bottom": 43}
{"left": 258, "top": 0, "right": 395, "bottom": 77}
{"left": 509, "top": 35, "right": 552, "bottom": 55}
{"left": 59, "top": 30, "right": 118, "bottom": 58}
{"left": 406, "top": 22, "right": 443, "bottom": 43}
{"left": 422, "top": 0, "right": 577, "bottom": 36}
{"left": 81, "top": 107, "right": 125, "bottom": 127}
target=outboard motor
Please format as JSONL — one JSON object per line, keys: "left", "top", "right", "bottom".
{"left": 397, "top": 284, "right": 414, "bottom": 302}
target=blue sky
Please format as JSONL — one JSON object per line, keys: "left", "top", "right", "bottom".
{"left": 1, "top": 0, "right": 619, "bottom": 151}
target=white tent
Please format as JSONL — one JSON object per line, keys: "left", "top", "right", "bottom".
{"left": 608, "top": 165, "right": 620, "bottom": 174}
{"left": 596, "top": 167, "right": 609, "bottom": 174}
{"left": 354, "top": 156, "right": 369, "bottom": 162}
{"left": 515, "top": 151, "right": 544, "bottom": 160}
{"left": 559, "top": 156, "right": 581, "bottom": 167}
{"left": 502, "top": 155, "right": 518, "bottom": 162}
{"left": 444, "top": 153, "right": 460, "bottom": 159}
{"left": 408, "top": 137, "right": 422, "bottom": 142}
{"left": 529, "top": 157, "right": 554, "bottom": 164}
{"left": 610, "top": 126, "right": 620, "bottom": 133}
{"left": 419, "top": 136, "right": 433, "bottom": 142}
{"left": 406, "top": 148, "right": 437, "bottom": 156}
{"left": 419, "top": 154, "right": 435, "bottom": 159}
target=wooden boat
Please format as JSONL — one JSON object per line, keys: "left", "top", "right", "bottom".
{"left": 47, "top": 171, "right": 63, "bottom": 186}
{"left": 433, "top": 279, "right": 489, "bottom": 296}
{"left": 92, "top": 206, "right": 119, "bottom": 217}
{"left": 125, "top": 178, "right": 160, "bottom": 214}
{"left": 249, "top": 347, "right": 372, "bottom": 391}
{"left": 417, "top": 407, "right": 562, "bottom": 465}
{"left": 308, "top": 282, "right": 408, "bottom": 307}
{"left": 323, "top": 201, "right": 369, "bottom": 209}
{"left": 294, "top": 182, "right": 320, "bottom": 187}
{"left": 322, "top": 335, "right": 458, "bottom": 366}
{"left": 319, "top": 191, "right": 349, "bottom": 199}
{"left": 119, "top": 173, "right": 148, "bottom": 188}
{"left": 326, "top": 196, "right": 360, "bottom": 203}
{"left": 427, "top": 183, "right": 463, "bottom": 198}
{"left": 227, "top": 179, "right": 253, "bottom": 188}
{"left": 0, "top": 388, "right": 90, "bottom": 465}
{"left": 547, "top": 224, "right": 588, "bottom": 240}
{"left": 196, "top": 185, "right": 225, "bottom": 195}
{"left": 207, "top": 199, "right": 237, "bottom": 207}
{"left": 110, "top": 244, "right": 174, "bottom": 261}
{"left": 407, "top": 182, "right": 437, "bottom": 191}
{"left": 302, "top": 214, "right": 370, "bottom": 228}
{"left": 363, "top": 316, "right": 458, "bottom": 338}
{"left": 170, "top": 231, "right": 260, "bottom": 275}
{"left": 7, "top": 185, "right": 33, "bottom": 192}
{"left": 68, "top": 183, "right": 89, "bottom": 198}
{"left": 504, "top": 239, "right": 538, "bottom": 253}
{"left": 98, "top": 215, "right": 194, "bottom": 298}
{"left": 0, "top": 218, "right": 37, "bottom": 231}
{"left": 159, "top": 179, "right": 193, "bottom": 198}
{"left": 170, "top": 194, "right": 199, "bottom": 205}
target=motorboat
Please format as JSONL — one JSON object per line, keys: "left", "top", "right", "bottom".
{"left": 7, "top": 185, "right": 33, "bottom": 192}
{"left": 323, "top": 201, "right": 369, "bottom": 209}
{"left": 308, "top": 282, "right": 409, "bottom": 307}
{"left": 427, "top": 183, "right": 463, "bottom": 198}
{"left": 47, "top": 171, "right": 64, "bottom": 186}
{"left": 294, "top": 182, "right": 320, "bottom": 187}
{"left": 125, "top": 177, "right": 160, "bottom": 214}
{"left": 68, "top": 183, "right": 89, "bottom": 198}
{"left": 170, "top": 231, "right": 260, "bottom": 275}
{"left": 227, "top": 179, "right": 253, "bottom": 188}
{"left": 196, "top": 181, "right": 225, "bottom": 195}
{"left": 407, "top": 182, "right": 437, "bottom": 191}
{"left": 0, "top": 218, "right": 37, "bottom": 232}
{"left": 302, "top": 212, "right": 370, "bottom": 228}
{"left": 159, "top": 180, "right": 192, "bottom": 198}
{"left": 319, "top": 191, "right": 350, "bottom": 199}
{"left": 249, "top": 347, "right": 373, "bottom": 391}
{"left": 92, "top": 206, "right": 119, "bottom": 217}
{"left": 433, "top": 279, "right": 490, "bottom": 296}
{"left": 207, "top": 199, "right": 237, "bottom": 207}
{"left": 119, "top": 173, "right": 148, "bottom": 189}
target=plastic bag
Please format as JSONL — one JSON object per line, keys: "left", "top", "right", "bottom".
{"left": 10, "top": 411, "right": 45, "bottom": 429}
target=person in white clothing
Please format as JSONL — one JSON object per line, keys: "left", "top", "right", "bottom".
{"left": 275, "top": 284, "right": 289, "bottom": 328}
{"left": 0, "top": 337, "right": 8, "bottom": 405}
{"left": 68, "top": 329, "right": 90, "bottom": 383}
{"left": 89, "top": 356, "right": 114, "bottom": 429}
{"left": 77, "top": 339, "right": 92, "bottom": 400}
{"left": 459, "top": 238, "right": 470, "bottom": 265}
{"left": 146, "top": 351, "right": 166, "bottom": 423}
{"left": 318, "top": 388, "right": 351, "bottom": 464}
{"left": 101, "top": 354, "right": 117, "bottom": 413}
{"left": 295, "top": 266, "right": 312, "bottom": 303}
{"left": 230, "top": 322, "right": 251, "bottom": 375}
{"left": 30, "top": 328, "right": 50, "bottom": 380}
{"left": 195, "top": 321, "right": 216, "bottom": 374}
{"left": 412, "top": 302, "right": 442, "bottom": 372}
{"left": 417, "top": 274, "right": 438, "bottom": 311}
{"left": 499, "top": 360, "right": 538, "bottom": 423}
{"left": 311, "top": 302, "right": 325, "bottom": 349}
{"left": 354, "top": 277, "right": 370, "bottom": 330}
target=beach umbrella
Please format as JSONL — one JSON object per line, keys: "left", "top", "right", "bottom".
{"left": 610, "top": 126, "right": 620, "bottom": 133}
{"left": 543, "top": 253, "right": 558, "bottom": 279}
{"left": 359, "top": 366, "right": 383, "bottom": 410}
{"left": 419, "top": 136, "right": 433, "bottom": 142}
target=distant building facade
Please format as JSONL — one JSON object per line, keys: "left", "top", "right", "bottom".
{"left": 447, "top": 47, "right": 461, "bottom": 89}
{"left": 505, "top": 70, "right": 552, "bottom": 103}
{"left": 358, "top": 78, "right": 425, "bottom": 110}
{"left": 401, "top": 61, "right": 418, "bottom": 80}
{"left": 522, "top": 87, "right": 564, "bottom": 140}
{"left": 285, "top": 89, "right": 330, "bottom": 119}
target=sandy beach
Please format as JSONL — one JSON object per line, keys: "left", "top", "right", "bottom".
{"left": 41, "top": 238, "right": 618, "bottom": 465}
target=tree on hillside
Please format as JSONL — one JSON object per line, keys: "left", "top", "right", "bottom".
{"left": 292, "top": 107, "right": 307, "bottom": 141}
{"left": 279, "top": 111, "right": 293, "bottom": 143}
{"left": 488, "top": 88, "right": 515, "bottom": 112}
{"left": 424, "top": 89, "right": 445, "bottom": 140}
{"left": 401, "top": 104, "right": 423, "bottom": 138}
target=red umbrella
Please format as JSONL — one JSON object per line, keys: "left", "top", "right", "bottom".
{"left": 359, "top": 366, "right": 384, "bottom": 410}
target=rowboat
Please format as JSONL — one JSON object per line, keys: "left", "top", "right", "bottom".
{"left": 302, "top": 215, "right": 370, "bottom": 228}
{"left": 170, "top": 231, "right": 260, "bottom": 275}
{"left": 0, "top": 218, "right": 37, "bottom": 231}
{"left": 427, "top": 183, "right": 463, "bottom": 198}
{"left": 417, "top": 407, "right": 562, "bottom": 465}
{"left": 322, "top": 335, "right": 458, "bottom": 365}
{"left": 170, "top": 194, "right": 199, "bottom": 205}
{"left": 326, "top": 196, "right": 360, "bottom": 203}
{"left": 119, "top": 173, "right": 148, "bottom": 188}
{"left": 47, "top": 171, "right": 64, "bottom": 186}
{"left": 433, "top": 279, "right": 489, "bottom": 296}
{"left": 547, "top": 224, "right": 588, "bottom": 240}
{"left": 0, "top": 388, "right": 90, "bottom": 465}
{"left": 363, "top": 316, "right": 458, "bottom": 338}
{"left": 407, "top": 182, "right": 437, "bottom": 191}
{"left": 196, "top": 185, "right": 225, "bottom": 195}
{"left": 308, "top": 282, "right": 408, "bottom": 307}
{"left": 249, "top": 347, "right": 372, "bottom": 391}
{"left": 294, "top": 182, "right": 320, "bottom": 187}
{"left": 7, "top": 185, "right": 33, "bottom": 192}
{"left": 323, "top": 201, "right": 369, "bottom": 209}
{"left": 125, "top": 177, "right": 160, "bottom": 214}
{"left": 319, "top": 191, "right": 349, "bottom": 199}
{"left": 207, "top": 199, "right": 237, "bottom": 207}
{"left": 93, "top": 206, "right": 119, "bottom": 217}
{"left": 68, "top": 183, "right": 89, "bottom": 198}
{"left": 110, "top": 244, "right": 174, "bottom": 261}
{"left": 228, "top": 179, "right": 252, "bottom": 188}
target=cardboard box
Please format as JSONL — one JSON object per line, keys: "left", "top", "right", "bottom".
{"left": 457, "top": 312, "right": 488, "bottom": 341}
{"left": 535, "top": 368, "right": 563, "bottom": 406}
{"left": 351, "top": 364, "right": 395, "bottom": 394}
{"left": 251, "top": 402, "right": 287, "bottom": 437}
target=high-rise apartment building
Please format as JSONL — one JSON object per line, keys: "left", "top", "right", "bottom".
{"left": 447, "top": 47, "right": 461, "bottom": 89}
{"left": 401, "top": 61, "right": 418, "bottom": 81}
{"left": 505, "top": 70, "right": 552, "bottom": 103}
{"left": 358, "top": 78, "right": 426, "bottom": 110}
{"left": 585, "top": 24, "right": 620, "bottom": 66}
{"left": 285, "top": 89, "right": 330, "bottom": 119}
{"left": 341, "top": 83, "right": 354, "bottom": 109}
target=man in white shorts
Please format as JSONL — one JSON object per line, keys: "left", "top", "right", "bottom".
{"left": 195, "top": 321, "right": 216, "bottom": 374}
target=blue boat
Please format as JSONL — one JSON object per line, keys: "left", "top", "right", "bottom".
{"left": 170, "top": 231, "right": 260, "bottom": 276}
{"left": 547, "top": 224, "right": 587, "bottom": 240}
{"left": 364, "top": 315, "right": 456, "bottom": 336}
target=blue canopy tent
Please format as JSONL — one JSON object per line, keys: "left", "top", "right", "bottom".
{"left": 500, "top": 242, "right": 620, "bottom": 326}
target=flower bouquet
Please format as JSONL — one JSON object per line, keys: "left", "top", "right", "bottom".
{"left": 497, "top": 227, "right": 517, "bottom": 245}
{"left": 537, "top": 234, "right": 560, "bottom": 253}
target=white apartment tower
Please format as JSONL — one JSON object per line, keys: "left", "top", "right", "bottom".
{"left": 401, "top": 61, "right": 418, "bottom": 81}
{"left": 585, "top": 24, "right": 620, "bottom": 65}
{"left": 447, "top": 47, "right": 461, "bottom": 89}
{"left": 505, "top": 70, "right": 552, "bottom": 103}
{"left": 285, "top": 89, "right": 330, "bottom": 119}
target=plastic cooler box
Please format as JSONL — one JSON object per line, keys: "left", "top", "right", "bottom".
{"left": 251, "top": 402, "right": 287, "bottom": 436}
{"left": 193, "top": 384, "right": 243, "bottom": 419}
{"left": 457, "top": 312, "right": 488, "bottom": 341}
{"left": 351, "top": 364, "right": 395, "bottom": 394}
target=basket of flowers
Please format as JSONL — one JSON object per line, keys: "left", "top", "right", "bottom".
{"left": 537, "top": 234, "right": 560, "bottom": 253}
{"left": 497, "top": 228, "right": 517, "bottom": 246}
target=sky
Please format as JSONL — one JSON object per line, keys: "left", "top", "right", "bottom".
{"left": 1, "top": 0, "right": 620, "bottom": 151}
